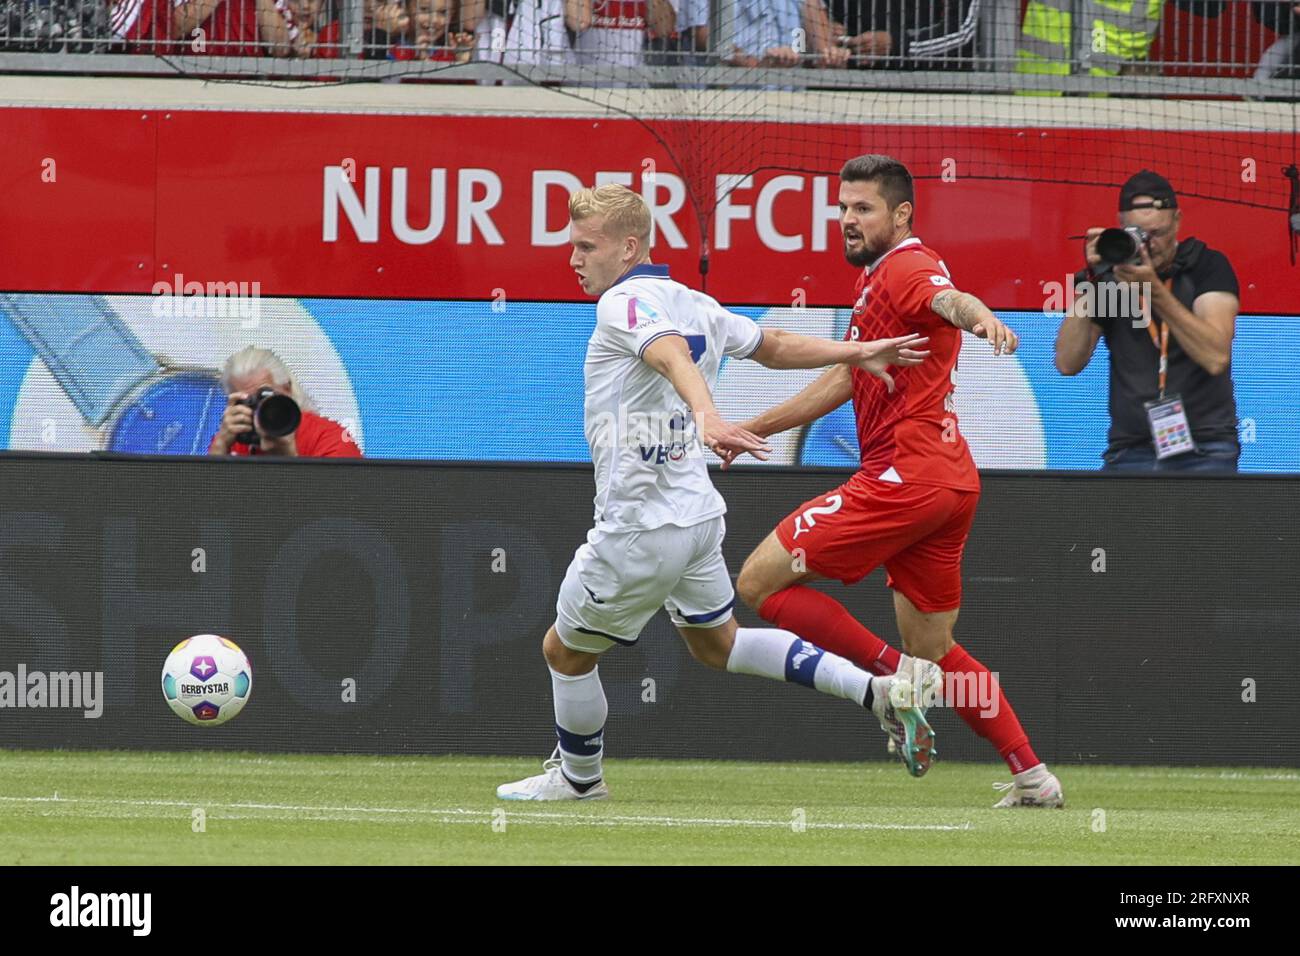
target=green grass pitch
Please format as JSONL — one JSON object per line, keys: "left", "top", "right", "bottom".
{"left": 2, "top": 750, "right": 1295, "bottom": 866}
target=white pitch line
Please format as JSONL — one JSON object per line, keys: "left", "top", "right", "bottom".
{"left": 10, "top": 753, "right": 1294, "bottom": 782}
{"left": 1128, "top": 771, "right": 1300, "bottom": 782}
{"left": 7, "top": 755, "right": 1294, "bottom": 785}
{"left": 21, "top": 757, "right": 902, "bottom": 776}
{"left": 0, "top": 795, "right": 972, "bottom": 832}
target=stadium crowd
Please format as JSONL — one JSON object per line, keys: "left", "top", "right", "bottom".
{"left": 0, "top": 0, "right": 1294, "bottom": 78}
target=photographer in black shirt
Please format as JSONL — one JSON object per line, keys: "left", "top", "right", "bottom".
{"left": 1055, "top": 170, "right": 1242, "bottom": 472}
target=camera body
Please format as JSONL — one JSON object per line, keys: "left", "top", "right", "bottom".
{"left": 235, "top": 386, "right": 301, "bottom": 447}
{"left": 1095, "top": 225, "right": 1151, "bottom": 271}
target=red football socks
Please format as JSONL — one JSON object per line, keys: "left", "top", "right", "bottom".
{"left": 938, "top": 642, "right": 1041, "bottom": 773}
{"left": 759, "top": 588, "right": 1043, "bottom": 773}
{"left": 759, "top": 586, "right": 901, "bottom": 676}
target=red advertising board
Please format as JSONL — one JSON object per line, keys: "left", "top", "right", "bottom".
{"left": 1, "top": 106, "right": 1293, "bottom": 311}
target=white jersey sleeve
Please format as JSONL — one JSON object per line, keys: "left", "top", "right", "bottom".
{"left": 583, "top": 270, "right": 731, "bottom": 534}
{"left": 713, "top": 304, "right": 765, "bottom": 360}
{"left": 595, "top": 288, "right": 685, "bottom": 359}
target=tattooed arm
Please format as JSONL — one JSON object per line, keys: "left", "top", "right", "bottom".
{"left": 930, "top": 289, "right": 1019, "bottom": 355}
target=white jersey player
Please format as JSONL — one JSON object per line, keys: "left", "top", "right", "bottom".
{"left": 497, "top": 184, "right": 941, "bottom": 801}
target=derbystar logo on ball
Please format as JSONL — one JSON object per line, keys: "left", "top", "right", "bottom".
{"left": 161, "top": 634, "right": 253, "bottom": 726}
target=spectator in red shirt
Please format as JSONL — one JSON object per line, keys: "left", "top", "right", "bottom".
{"left": 209, "top": 346, "right": 362, "bottom": 458}
{"left": 192, "top": 0, "right": 295, "bottom": 56}
{"left": 124, "top": 0, "right": 312, "bottom": 57}
{"left": 109, "top": 0, "right": 187, "bottom": 51}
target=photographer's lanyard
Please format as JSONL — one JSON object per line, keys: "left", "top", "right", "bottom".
{"left": 1143, "top": 277, "right": 1174, "bottom": 399}
{"left": 1140, "top": 277, "right": 1194, "bottom": 459}
{"left": 1145, "top": 317, "right": 1170, "bottom": 398}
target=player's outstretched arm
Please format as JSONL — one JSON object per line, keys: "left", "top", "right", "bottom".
{"left": 641, "top": 334, "right": 772, "bottom": 462}
{"left": 753, "top": 329, "right": 929, "bottom": 394}
{"left": 743, "top": 365, "right": 854, "bottom": 444}
{"left": 750, "top": 329, "right": 929, "bottom": 375}
{"left": 931, "top": 289, "right": 1019, "bottom": 355}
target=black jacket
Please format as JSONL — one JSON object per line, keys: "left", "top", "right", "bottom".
{"left": 827, "top": 0, "right": 980, "bottom": 69}
{"left": 1173, "top": 1, "right": 1296, "bottom": 35}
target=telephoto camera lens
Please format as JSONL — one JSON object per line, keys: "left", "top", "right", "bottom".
{"left": 1095, "top": 226, "right": 1149, "bottom": 267}
{"left": 235, "top": 387, "right": 301, "bottom": 446}
{"left": 255, "top": 393, "right": 301, "bottom": 439}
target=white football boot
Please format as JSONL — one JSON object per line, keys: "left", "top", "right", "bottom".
{"left": 992, "top": 766, "right": 1066, "bottom": 808}
{"left": 870, "top": 655, "right": 943, "bottom": 777}
{"left": 496, "top": 749, "right": 610, "bottom": 802}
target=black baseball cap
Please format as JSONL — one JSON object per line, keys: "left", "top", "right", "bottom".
{"left": 1119, "top": 170, "right": 1178, "bottom": 211}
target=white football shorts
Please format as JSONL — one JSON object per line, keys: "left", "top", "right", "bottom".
{"left": 555, "top": 516, "right": 736, "bottom": 654}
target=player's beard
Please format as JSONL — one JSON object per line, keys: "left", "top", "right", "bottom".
{"left": 843, "top": 230, "right": 887, "bottom": 268}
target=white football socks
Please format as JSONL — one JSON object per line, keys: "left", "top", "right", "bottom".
{"left": 728, "top": 627, "right": 871, "bottom": 707}
{"left": 550, "top": 666, "right": 607, "bottom": 785}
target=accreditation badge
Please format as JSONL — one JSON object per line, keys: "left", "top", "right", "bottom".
{"left": 1145, "top": 394, "right": 1196, "bottom": 459}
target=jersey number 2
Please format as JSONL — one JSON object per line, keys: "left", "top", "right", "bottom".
{"left": 792, "top": 494, "right": 843, "bottom": 539}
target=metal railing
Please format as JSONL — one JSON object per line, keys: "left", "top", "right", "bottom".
{"left": 0, "top": 1, "right": 1295, "bottom": 97}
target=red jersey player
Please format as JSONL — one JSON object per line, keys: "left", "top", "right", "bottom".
{"left": 735, "top": 154, "right": 1064, "bottom": 809}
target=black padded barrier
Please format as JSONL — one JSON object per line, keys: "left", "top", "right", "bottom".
{"left": 0, "top": 453, "right": 1295, "bottom": 766}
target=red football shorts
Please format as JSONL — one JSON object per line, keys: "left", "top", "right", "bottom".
{"left": 774, "top": 472, "right": 979, "bottom": 613}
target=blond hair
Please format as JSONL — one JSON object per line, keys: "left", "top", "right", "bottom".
{"left": 222, "top": 345, "right": 314, "bottom": 411}
{"left": 568, "top": 184, "right": 651, "bottom": 245}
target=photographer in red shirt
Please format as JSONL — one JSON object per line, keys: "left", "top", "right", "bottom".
{"left": 208, "top": 346, "right": 362, "bottom": 458}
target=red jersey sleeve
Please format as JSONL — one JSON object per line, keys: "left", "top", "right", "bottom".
{"left": 884, "top": 251, "right": 956, "bottom": 327}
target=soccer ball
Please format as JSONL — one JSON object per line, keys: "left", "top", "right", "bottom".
{"left": 161, "top": 634, "right": 253, "bottom": 726}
